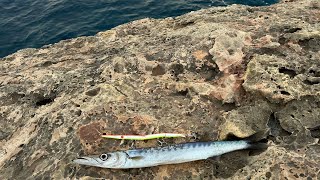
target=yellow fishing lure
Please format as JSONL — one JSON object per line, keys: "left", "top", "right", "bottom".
{"left": 102, "top": 133, "right": 186, "bottom": 140}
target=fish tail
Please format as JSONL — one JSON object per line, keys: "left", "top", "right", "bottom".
{"left": 246, "top": 141, "right": 268, "bottom": 150}
{"left": 226, "top": 130, "right": 269, "bottom": 150}
{"left": 245, "top": 131, "right": 269, "bottom": 150}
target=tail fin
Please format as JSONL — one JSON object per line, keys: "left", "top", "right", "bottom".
{"left": 247, "top": 141, "right": 268, "bottom": 150}
{"left": 246, "top": 131, "right": 269, "bottom": 150}
{"left": 226, "top": 130, "right": 269, "bottom": 150}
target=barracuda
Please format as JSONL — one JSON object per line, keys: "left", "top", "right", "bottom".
{"left": 73, "top": 137, "right": 267, "bottom": 169}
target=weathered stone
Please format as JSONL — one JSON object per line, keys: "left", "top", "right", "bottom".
{"left": 0, "top": 0, "right": 319, "bottom": 179}
{"left": 174, "top": 74, "right": 243, "bottom": 104}
{"left": 231, "top": 144, "right": 320, "bottom": 180}
{"left": 219, "top": 100, "right": 272, "bottom": 139}
{"left": 243, "top": 54, "right": 320, "bottom": 103}
{"left": 209, "top": 29, "right": 251, "bottom": 73}
{"left": 276, "top": 96, "right": 320, "bottom": 134}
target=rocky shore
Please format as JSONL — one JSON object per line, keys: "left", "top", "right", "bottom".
{"left": 0, "top": 0, "right": 319, "bottom": 179}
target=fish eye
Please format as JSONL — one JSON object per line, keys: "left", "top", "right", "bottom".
{"left": 99, "top": 153, "right": 110, "bottom": 161}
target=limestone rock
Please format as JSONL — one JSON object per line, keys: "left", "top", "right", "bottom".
{"left": 219, "top": 100, "right": 272, "bottom": 139}
{"left": 0, "top": 0, "right": 319, "bottom": 179}
{"left": 209, "top": 29, "right": 251, "bottom": 73}
{"left": 243, "top": 54, "right": 320, "bottom": 103}
{"left": 276, "top": 96, "right": 320, "bottom": 134}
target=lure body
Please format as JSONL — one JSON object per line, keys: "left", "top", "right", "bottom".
{"left": 101, "top": 133, "right": 186, "bottom": 140}
{"left": 74, "top": 140, "right": 261, "bottom": 169}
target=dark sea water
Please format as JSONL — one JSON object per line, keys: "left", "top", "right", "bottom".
{"left": 0, "top": 0, "right": 278, "bottom": 58}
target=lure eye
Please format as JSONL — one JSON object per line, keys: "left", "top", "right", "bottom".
{"left": 99, "top": 154, "right": 110, "bottom": 161}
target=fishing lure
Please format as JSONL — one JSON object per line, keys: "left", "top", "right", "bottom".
{"left": 101, "top": 133, "right": 186, "bottom": 140}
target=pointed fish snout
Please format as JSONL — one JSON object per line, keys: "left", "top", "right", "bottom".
{"left": 73, "top": 157, "right": 90, "bottom": 164}
{"left": 76, "top": 157, "right": 88, "bottom": 160}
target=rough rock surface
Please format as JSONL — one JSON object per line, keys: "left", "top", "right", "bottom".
{"left": 0, "top": 0, "right": 319, "bottom": 179}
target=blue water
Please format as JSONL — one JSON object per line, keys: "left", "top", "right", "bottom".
{"left": 0, "top": 0, "right": 278, "bottom": 58}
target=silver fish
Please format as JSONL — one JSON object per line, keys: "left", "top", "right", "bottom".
{"left": 73, "top": 139, "right": 267, "bottom": 169}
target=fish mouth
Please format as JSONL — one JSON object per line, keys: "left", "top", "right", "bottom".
{"left": 73, "top": 156, "right": 101, "bottom": 166}
{"left": 73, "top": 157, "right": 92, "bottom": 164}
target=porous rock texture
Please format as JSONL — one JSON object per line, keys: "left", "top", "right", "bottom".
{"left": 0, "top": 0, "right": 319, "bottom": 179}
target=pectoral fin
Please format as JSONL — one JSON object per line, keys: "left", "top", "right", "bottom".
{"left": 129, "top": 155, "right": 144, "bottom": 160}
